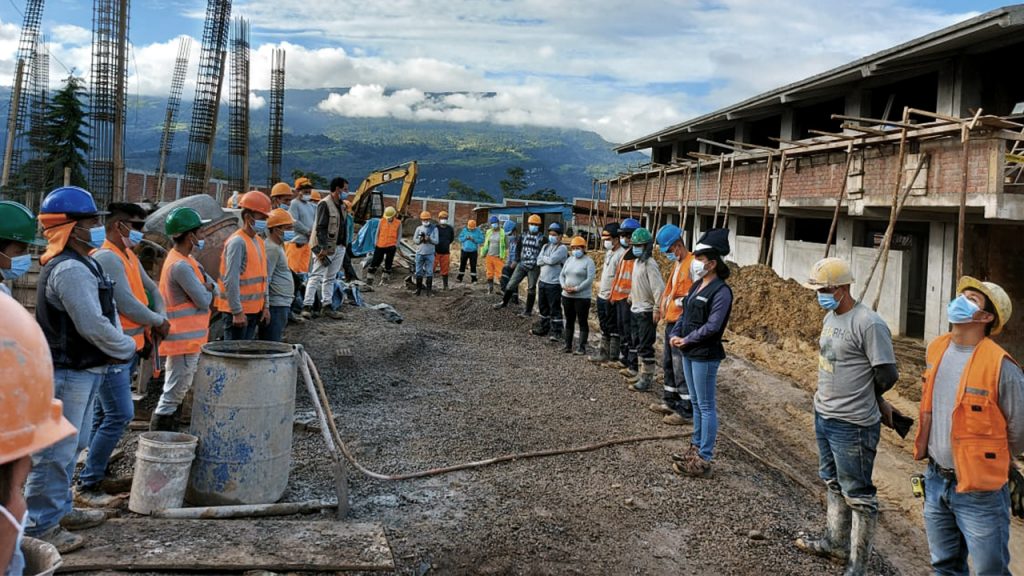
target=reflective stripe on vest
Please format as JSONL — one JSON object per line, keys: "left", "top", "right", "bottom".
{"left": 215, "top": 231, "right": 268, "bottom": 314}
{"left": 159, "top": 249, "right": 210, "bottom": 356}
{"left": 377, "top": 218, "right": 401, "bottom": 248}
{"left": 97, "top": 240, "right": 149, "bottom": 350}
{"left": 610, "top": 259, "right": 635, "bottom": 302}
{"left": 914, "top": 332, "right": 1015, "bottom": 492}
{"left": 660, "top": 254, "right": 694, "bottom": 323}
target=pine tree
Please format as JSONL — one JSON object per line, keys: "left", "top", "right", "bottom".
{"left": 42, "top": 75, "right": 90, "bottom": 189}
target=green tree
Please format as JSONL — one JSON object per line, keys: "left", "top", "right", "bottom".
{"left": 445, "top": 178, "right": 495, "bottom": 203}
{"left": 39, "top": 75, "right": 90, "bottom": 190}
{"left": 518, "top": 187, "right": 565, "bottom": 202}
{"left": 290, "top": 168, "right": 328, "bottom": 189}
{"left": 499, "top": 166, "right": 527, "bottom": 198}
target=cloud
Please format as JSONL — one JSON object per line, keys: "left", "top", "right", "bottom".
{"left": 249, "top": 91, "right": 266, "bottom": 110}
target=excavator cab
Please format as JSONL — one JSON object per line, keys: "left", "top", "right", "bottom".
{"left": 350, "top": 161, "right": 418, "bottom": 224}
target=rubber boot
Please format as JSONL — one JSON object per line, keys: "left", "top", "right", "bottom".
{"left": 470, "top": 272, "right": 477, "bottom": 284}
{"left": 487, "top": 280, "right": 494, "bottom": 294}
{"left": 149, "top": 412, "right": 178, "bottom": 432}
{"left": 549, "top": 320, "right": 563, "bottom": 342}
{"left": 588, "top": 336, "right": 610, "bottom": 363}
{"left": 602, "top": 336, "right": 622, "bottom": 368}
{"left": 415, "top": 276, "right": 423, "bottom": 296}
{"left": 843, "top": 510, "right": 876, "bottom": 576}
{"left": 457, "top": 272, "right": 464, "bottom": 283}
{"left": 523, "top": 290, "right": 536, "bottom": 316}
{"left": 530, "top": 316, "right": 550, "bottom": 336}
{"left": 574, "top": 330, "right": 588, "bottom": 356}
{"left": 443, "top": 275, "right": 449, "bottom": 290}
{"left": 426, "top": 276, "right": 434, "bottom": 296}
{"left": 632, "top": 359, "right": 655, "bottom": 391}
{"left": 795, "top": 490, "right": 851, "bottom": 563}
{"left": 381, "top": 271, "right": 391, "bottom": 286}
{"left": 562, "top": 329, "right": 573, "bottom": 353}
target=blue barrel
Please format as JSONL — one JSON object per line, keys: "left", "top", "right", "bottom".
{"left": 186, "top": 341, "right": 297, "bottom": 505}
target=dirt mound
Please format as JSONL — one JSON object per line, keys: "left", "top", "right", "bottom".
{"left": 728, "top": 264, "right": 823, "bottom": 346}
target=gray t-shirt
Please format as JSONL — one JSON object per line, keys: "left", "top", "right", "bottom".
{"left": 928, "top": 343, "right": 1024, "bottom": 468}
{"left": 814, "top": 302, "right": 896, "bottom": 426}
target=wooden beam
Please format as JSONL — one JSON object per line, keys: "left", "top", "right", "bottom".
{"left": 808, "top": 129, "right": 858, "bottom": 141}
{"left": 829, "top": 113, "right": 919, "bottom": 129}
{"left": 840, "top": 123, "right": 889, "bottom": 136}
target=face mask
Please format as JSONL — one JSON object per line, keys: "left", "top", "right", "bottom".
{"left": 279, "top": 201, "right": 291, "bottom": 210}
{"left": 340, "top": 191, "right": 349, "bottom": 201}
{"left": 421, "top": 221, "right": 429, "bottom": 227}
{"left": 947, "top": 294, "right": 980, "bottom": 324}
{"left": 302, "top": 195, "right": 311, "bottom": 202}
{"left": 283, "top": 230, "right": 296, "bottom": 243}
{"left": 491, "top": 223, "right": 499, "bottom": 229}
{"left": 528, "top": 225, "right": 539, "bottom": 234}
{"left": 603, "top": 239, "right": 613, "bottom": 250}
{"left": 195, "top": 238, "right": 206, "bottom": 251}
{"left": 817, "top": 291, "right": 840, "bottom": 311}
{"left": 124, "top": 229, "right": 144, "bottom": 248}
{"left": 1, "top": 254, "right": 31, "bottom": 281}
{"left": 548, "top": 235, "right": 559, "bottom": 244}
{"left": 79, "top": 225, "right": 105, "bottom": 249}
{"left": 690, "top": 258, "right": 708, "bottom": 280}
{"left": 620, "top": 237, "right": 628, "bottom": 247}
{"left": 572, "top": 249, "right": 584, "bottom": 258}
{"left": 666, "top": 252, "right": 677, "bottom": 262}
{"left": 439, "top": 219, "right": 448, "bottom": 225}
{"left": 253, "top": 219, "right": 268, "bottom": 234}
{"left": 0, "top": 504, "right": 27, "bottom": 576}
{"left": 631, "top": 246, "right": 644, "bottom": 258}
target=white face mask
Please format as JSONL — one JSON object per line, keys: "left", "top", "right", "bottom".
{"left": 603, "top": 239, "right": 613, "bottom": 251}
{"left": 1, "top": 504, "right": 27, "bottom": 576}
{"left": 439, "top": 219, "right": 448, "bottom": 225}
{"left": 690, "top": 258, "right": 708, "bottom": 280}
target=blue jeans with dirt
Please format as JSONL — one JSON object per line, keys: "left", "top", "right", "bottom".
{"left": 923, "top": 462, "right": 1010, "bottom": 575}
{"left": 80, "top": 355, "right": 137, "bottom": 489}
{"left": 25, "top": 368, "right": 105, "bottom": 535}
{"left": 683, "top": 356, "right": 720, "bottom": 461}
{"left": 814, "top": 412, "right": 880, "bottom": 514}
{"left": 415, "top": 254, "right": 435, "bottom": 278}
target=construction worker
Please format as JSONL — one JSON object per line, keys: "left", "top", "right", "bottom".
{"left": 457, "top": 219, "right": 483, "bottom": 284}
{"left": 215, "top": 190, "right": 271, "bottom": 338}
{"left": 668, "top": 228, "right": 734, "bottom": 479}
{"left": 588, "top": 223, "right": 623, "bottom": 364}
{"left": 434, "top": 210, "right": 454, "bottom": 289}
{"left": 413, "top": 211, "right": 438, "bottom": 296}
{"left": 481, "top": 215, "right": 507, "bottom": 294}
{"left": 494, "top": 214, "right": 545, "bottom": 315}
{"left": 625, "top": 227, "right": 664, "bottom": 391}
{"left": 302, "top": 178, "right": 349, "bottom": 319}
{"left": 0, "top": 201, "right": 45, "bottom": 296}
{"left": 225, "top": 190, "right": 241, "bottom": 209}
{"left": 287, "top": 178, "right": 316, "bottom": 307}
{"left": 794, "top": 257, "right": 897, "bottom": 575}
{"left": 269, "top": 182, "right": 292, "bottom": 210}
{"left": 913, "top": 277, "right": 1024, "bottom": 576}
{"left": 78, "top": 203, "right": 171, "bottom": 507}
{"left": 151, "top": 207, "right": 214, "bottom": 432}
{"left": 532, "top": 222, "right": 567, "bottom": 340}
{"left": 559, "top": 236, "right": 595, "bottom": 354}
{"left": 607, "top": 218, "right": 641, "bottom": 375}
{"left": 499, "top": 220, "right": 520, "bottom": 301}
{"left": 340, "top": 199, "right": 359, "bottom": 283}
{"left": 651, "top": 224, "right": 695, "bottom": 425}
{"left": 0, "top": 292, "right": 78, "bottom": 573}
{"left": 259, "top": 209, "right": 296, "bottom": 342}
{"left": 367, "top": 206, "right": 402, "bottom": 285}
{"left": 30, "top": 186, "right": 136, "bottom": 552}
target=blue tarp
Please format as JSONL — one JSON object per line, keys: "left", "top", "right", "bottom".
{"left": 485, "top": 204, "right": 572, "bottom": 220}
{"left": 352, "top": 218, "right": 380, "bottom": 257}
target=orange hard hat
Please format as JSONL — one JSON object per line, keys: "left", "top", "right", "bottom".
{"left": 528, "top": 214, "right": 542, "bottom": 225}
{"left": 270, "top": 182, "right": 292, "bottom": 198}
{"left": 0, "top": 293, "right": 77, "bottom": 464}
{"left": 310, "top": 190, "right": 322, "bottom": 201}
{"left": 294, "top": 177, "right": 313, "bottom": 190}
{"left": 467, "top": 219, "right": 477, "bottom": 229}
{"left": 570, "top": 236, "right": 587, "bottom": 248}
{"left": 420, "top": 210, "right": 432, "bottom": 220}
{"left": 438, "top": 210, "right": 449, "bottom": 219}
{"left": 266, "top": 208, "right": 294, "bottom": 228}
{"left": 239, "top": 191, "right": 272, "bottom": 216}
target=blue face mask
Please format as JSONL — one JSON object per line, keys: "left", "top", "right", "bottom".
{"left": 83, "top": 225, "right": 106, "bottom": 248}
{"left": 1, "top": 254, "right": 31, "bottom": 281}
{"left": 0, "top": 505, "right": 27, "bottom": 576}
{"left": 279, "top": 201, "right": 291, "bottom": 210}
{"left": 196, "top": 239, "right": 206, "bottom": 251}
{"left": 548, "top": 235, "right": 559, "bottom": 244}
{"left": 283, "top": 230, "right": 296, "bottom": 243}
{"left": 491, "top": 222, "right": 499, "bottom": 229}
{"left": 528, "top": 225, "right": 539, "bottom": 234}
{"left": 253, "top": 219, "right": 268, "bottom": 234}
{"left": 666, "top": 252, "right": 677, "bottom": 262}
{"left": 947, "top": 294, "right": 979, "bottom": 324}
{"left": 620, "top": 237, "right": 628, "bottom": 247}
{"left": 126, "top": 229, "right": 144, "bottom": 247}
{"left": 817, "top": 291, "right": 840, "bottom": 311}
{"left": 572, "top": 249, "right": 584, "bottom": 258}
{"left": 631, "top": 246, "right": 644, "bottom": 257}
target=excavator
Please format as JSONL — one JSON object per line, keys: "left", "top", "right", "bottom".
{"left": 348, "top": 161, "right": 418, "bottom": 224}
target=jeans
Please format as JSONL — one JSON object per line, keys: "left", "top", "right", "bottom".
{"left": 155, "top": 353, "right": 200, "bottom": 416}
{"left": 223, "top": 312, "right": 260, "bottom": 341}
{"left": 26, "top": 368, "right": 104, "bottom": 535}
{"left": 595, "top": 297, "right": 616, "bottom": 337}
{"left": 614, "top": 299, "right": 635, "bottom": 369}
{"left": 562, "top": 296, "right": 590, "bottom": 346}
{"left": 80, "top": 356, "right": 137, "bottom": 488}
{"left": 457, "top": 251, "right": 478, "bottom": 282}
{"left": 501, "top": 263, "right": 539, "bottom": 309}
{"left": 814, "top": 411, "right": 880, "bottom": 513}
{"left": 304, "top": 247, "right": 346, "bottom": 307}
{"left": 923, "top": 463, "right": 1011, "bottom": 575}
{"left": 415, "top": 253, "right": 435, "bottom": 278}
{"left": 632, "top": 311, "right": 656, "bottom": 360}
{"left": 683, "top": 356, "right": 720, "bottom": 461}
{"left": 258, "top": 306, "right": 290, "bottom": 342}
{"left": 662, "top": 324, "right": 689, "bottom": 412}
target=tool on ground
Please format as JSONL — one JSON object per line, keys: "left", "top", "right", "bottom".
{"left": 910, "top": 474, "right": 925, "bottom": 499}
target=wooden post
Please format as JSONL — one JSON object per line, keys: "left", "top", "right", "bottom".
{"left": 1, "top": 59, "right": 26, "bottom": 190}
{"left": 692, "top": 160, "right": 702, "bottom": 232}
{"left": 712, "top": 154, "right": 725, "bottom": 227}
{"left": 63, "top": 167, "right": 71, "bottom": 186}
{"left": 654, "top": 167, "right": 669, "bottom": 231}
{"left": 638, "top": 170, "right": 650, "bottom": 224}
{"left": 756, "top": 153, "right": 776, "bottom": 265}
{"left": 112, "top": 0, "right": 129, "bottom": 201}
{"left": 824, "top": 142, "right": 856, "bottom": 259}
{"left": 720, "top": 156, "right": 736, "bottom": 227}
{"left": 587, "top": 179, "right": 597, "bottom": 249}
{"left": 955, "top": 111, "right": 982, "bottom": 280}
{"left": 676, "top": 166, "right": 686, "bottom": 233}
{"left": 766, "top": 152, "right": 788, "bottom": 267}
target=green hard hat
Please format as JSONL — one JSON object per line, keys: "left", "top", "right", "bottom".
{"left": 0, "top": 201, "right": 45, "bottom": 246}
{"left": 630, "top": 227, "right": 653, "bottom": 244}
{"left": 165, "top": 207, "right": 209, "bottom": 236}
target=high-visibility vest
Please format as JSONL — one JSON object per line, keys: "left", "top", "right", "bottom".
{"left": 610, "top": 258, "right": 635, "bottom": 303}
{"left": 96, "top": 240, "right": 149, "bottom": 350}
{"left": 914, "top": 332, "right": 1017, "bottom": 492}
{"left": 285, "top": 242, "right": 311, "bottom": 274}
{"left": 377, "top": 218, "right": 401, "bottom": 248}
{"left": 159, "top": 249, "right": 210, "bottom": 356}
{"left": 660, "top": 254, "right": 694, "bottom": 323}
{"left": 215, "top": 230, "right": 268, "bottom": 314}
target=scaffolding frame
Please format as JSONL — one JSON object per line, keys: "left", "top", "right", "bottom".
{"left": 267, "top": 48, "right": 285, "bottom": 186}
{"left": 88, "top": 0, "right": 130, "bottom": 206}
{"left": 228, "top": 17, "right": 250, "bottom": 194}
{"left": 156, "top": 37, "right": 192, "bottom": 202}
{"left": 1, "top": 0, "right": 44, "bottom": 197}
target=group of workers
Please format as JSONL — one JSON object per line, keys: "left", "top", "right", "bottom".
{"left": 1, "top": 181, "right": 1023, "bottom": 575}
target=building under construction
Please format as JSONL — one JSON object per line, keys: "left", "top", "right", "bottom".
{"left": 609, "top": 5, "right": 1024, "bottom": 358}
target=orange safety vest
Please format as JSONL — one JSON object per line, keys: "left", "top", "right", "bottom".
{"left": 610, "top": 258, "right": 635, "bottom": 303}
{"left": 284, "top": 242, "right": 312, "bottom": 274}
{"left": 914, "top": 332, "right": 1017, "bottom": 492}
{"left": 159, "top": 249, "right": 210, "bottom": 356}
{"left": 660, "top": 254, "right": 694, "bottom": 323}
{"left": 96, "top": 240, "right": 149, "bottom": 350}
{"left": 214, "top": 230, "right": 268, "bottom": 314}
{"left": 377, "top": 218, "right": 401, "bottom": 248}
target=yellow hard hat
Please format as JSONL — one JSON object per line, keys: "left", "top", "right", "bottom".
{"left": 570, "top": 236, "right": 586, "bottom": 248}
{"left": 270, "top": 182, "right": 292, "bottom": 198}
{"left": 958, "top": 276, "right": 1012, "bottom": 335}
{"left": 420, "top": 210, "right": 431, "bottom": 220}
{"left": 294, "top": 177, "right": 313, "bottom": 190}
{"left": 266, "top": 208, "right": 294, "bottom": 228}
{"left": 528, "top": 214, "right": 542, "bottom": 225}
{"left": 467, "top": 220, "right": 477, "bottom": 230}
{"left": 310, "top": 190, "right": 323, "bottom": 201}
{"left": 384, "top": 206, "right": 397, "bottom": 218}
{"left": 805, "top": 257, "right": 854, "bottom": 289}
{"left": 438, "top": 210, "right": 449, "bottom": 219}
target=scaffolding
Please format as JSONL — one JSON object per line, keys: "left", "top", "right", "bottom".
{"left": 267, "top": 48, "right": 285, "bottom": 186}
{"left": 88, "top": 0, "right": 130, "bottom": 207}
{"left": 228, "top": 17, "right": 249, "bottom": 194}
{"left": 23, "top": 41, "right": 49, "bottom": 209}
{"left": 182, "top": 0, "right": 231, "bottom": 198}
{"left": 156, "top": 37, "right": 192, "bottom": 202}
{"left": 1, "top": 0, "right": 44, "bottom": 197}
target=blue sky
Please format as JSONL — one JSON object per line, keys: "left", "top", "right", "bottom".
{"left": 0, "top": 0, "right": 1007, "bottom": 143}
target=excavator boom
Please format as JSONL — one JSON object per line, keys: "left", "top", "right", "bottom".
{"left": 350, "top": 161, "right": 418, "bottom": 223}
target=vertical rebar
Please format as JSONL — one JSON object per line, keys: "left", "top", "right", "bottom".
{"left": 156, "top": 37, "right": 192, "bottom": 202}
{"left": 267, "top": 48, "right": 285, "bottom": 186}
{"left": 228, "top": 17, "right": 250, "bottom": 194}
{"left": 2, "top": 0, "right": 44, "bottom": 198}
{"left": 183, "top": 0, "right": 232, "bottom": 197}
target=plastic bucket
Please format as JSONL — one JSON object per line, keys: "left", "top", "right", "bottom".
{"left": 128, "top": 431, "right": 199, "bottom": 515}
{"left": 21, "top": 536, "right": 61, "bottom": 576}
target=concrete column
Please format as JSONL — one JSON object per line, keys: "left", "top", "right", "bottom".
{"left": 937, "top": 57, "right": 982, "bottom": 118}
{"left": 727, "top": 215, "right": 739, "bottom": 259}
{"left": 844, "top": 90, "right": 871, "bottom": 131}
{"left": 835, "top": 217, "right": 855, "bottom": 262}
{"left": 771, "top": 216, "right": 788, "bottom": 276}
{"left": 780, "top": 109, "right": 798, "bottom": 144}
{"left": 734, "top": 122, "right": 751, "bottom": 145}
{"left": 924, "top": 221, "right": 956, "bottom": 341}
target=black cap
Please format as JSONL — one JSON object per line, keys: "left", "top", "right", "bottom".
{"left": 602, "top": 222, "right": 619, "bottom": 237}
{"left": 692, "top": 228, "right": 730, "bottom": 257}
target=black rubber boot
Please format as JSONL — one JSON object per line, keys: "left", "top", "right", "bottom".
{"left": 563, "top": 330, "right": 573, "bottom": 353}
{"left": 470, "top": 273, "right": 477, "bottom": 284}
{"left": 457, "top": 273, "right": 464, "bottom": 282}
{"left": 575, "top": 330, "right": 588, "bottom": 355}
{"left": 487, "top": 280, "right": 494, "bottom": 294}
{"left": 524, "top": 290, "right": 536, "bottom": 315}
{"left": 442, "top": 275, "right": 449, "bottom": 290}
{"left": 426, "top": 277, "right": 434, "bottom": 296}
{"left": 415, "top": 276, "right": 423, "bottom": 296}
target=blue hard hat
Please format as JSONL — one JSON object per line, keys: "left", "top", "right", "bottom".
{"left": 620, "top": 217, "right": 641, "bottom": 233}
{"left": 39, "top": 186, "right": 106, "bottom": 217}
{"left": 503, "top": 220, "right": 516, "bottom": 234}
{"left": 489, "top": 215, "right": 500, "bottom": 224}
{"left": 655, "top": 224, "right": 684, "bottom": 253}
{"left": 548, "top": 222, "right": 562, "bottom": 232}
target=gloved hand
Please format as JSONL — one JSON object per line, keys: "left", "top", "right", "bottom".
{"left": 1009, "top": 465, "right": 1024, "bottom": 519}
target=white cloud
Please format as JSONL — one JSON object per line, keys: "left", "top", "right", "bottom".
{"left": 249, "top": 91, "right": 266, "bottom": 110}
{"left": 50, "top": 24, "right": 91, "bottom": 46}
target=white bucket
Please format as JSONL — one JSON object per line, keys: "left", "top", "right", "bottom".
{"left": 128, "top": 431, "right": 198, "bottom": 515}
{"left": 21, "top": 536, "right": 61, "bottom": 576}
